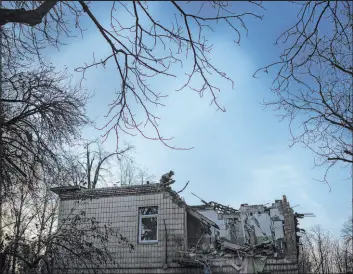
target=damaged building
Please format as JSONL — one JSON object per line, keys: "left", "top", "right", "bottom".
{"left": 51, "top": 183, "right": 304, "bottom": 274}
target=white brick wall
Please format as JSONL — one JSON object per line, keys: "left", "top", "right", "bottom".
{"left": 58, "top": 191, "right": 187, "bottom": 269}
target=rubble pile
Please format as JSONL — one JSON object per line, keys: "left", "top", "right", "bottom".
{"left": 174, "top": 237, "right": 278, "bottom": 274}
{"left": 219, "top": 238, "right": 274, "bottom": 257}
{"left": 176, "top": 239, "right": 274, "bottom": 262}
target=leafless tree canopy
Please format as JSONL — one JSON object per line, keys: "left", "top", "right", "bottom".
{"left": 299, "top": 224, "right": 353, "bottom": 273}
{"left": 0, "top": 1, "right": 264, "bottom": 148}
{"left": 341, "top": 216, "right": 353, "bottom": 245}
{"left": 1, "top": 60, "right": 88, "bottom": 191}
{"left": 255, "top": 1, "right": 353, "bottom": 172}
{"left": 116, "top": 155, "right": 154, "bottom": 186}
{"left": 63, "top": 140, "right": 133, "bottom": 189}
{"left": 1, "top": 172, "right": 134, "bottom": 274}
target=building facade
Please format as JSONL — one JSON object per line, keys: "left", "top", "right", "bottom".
{"left": 52, "top": 184, "right": 301, "bottom": 274}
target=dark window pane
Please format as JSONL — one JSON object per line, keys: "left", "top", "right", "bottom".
{"left": 140, "top": 217, "right": 157, "bottom": 241}
{"left": 139, "top": 206, "right": 158, "bottom": 215}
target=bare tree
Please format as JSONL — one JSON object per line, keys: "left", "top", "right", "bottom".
{"left": 1, "top": 60, "right": 88, "bottom": 191}
{"left": 341, "top": 216, "right": 353, "bottom": 244}
{"left": 0, "top": 50, "right": 88, "bottom": 265}
{"left": 299, "top": 225, "right": 335, "bottom": 273}
{"left": 47, "top": 137, "right": 156, "bottom": 193}
{"left": 0, "top": 1, "right": 264, "bottom": 149}
{"left": 60, "top": 151, "right": 88, "bottom": 188}
{"left": 255, "top": 1, "right": 353, "bottom": 180}
{"left": 116, "top": 155, "right": 154, "bottom": 186}
{"left": 73, "top": 140, "right": 133, "bottom": 189}
{"left": 341, "top": 216, "right": 353, "bottom": 273}
{"left": 63, "top": 140, "right": 154, "bottom": 188}
{"left": 299, "top": 222, "right": 353, "bottom": 274}
{"left": 0, "top": 164, "right": 134, "bottom": 274}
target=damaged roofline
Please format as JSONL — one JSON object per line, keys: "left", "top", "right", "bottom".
{"left": 50, "top": 183, "right": 219, "bottom": 229}
{"left": 50, "top": 185, "right": 87, "bottom": 194}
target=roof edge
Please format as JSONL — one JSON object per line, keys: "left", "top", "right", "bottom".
{"left": 50, "top": 185, "right": 87, "bottom": 194}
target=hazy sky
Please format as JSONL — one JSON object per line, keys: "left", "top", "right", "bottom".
{"left": 47, "top": 2, "right": 352, "bottom": 237}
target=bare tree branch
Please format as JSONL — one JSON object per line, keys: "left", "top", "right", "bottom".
{"left": 1, "top": 55, "right": 89, "bottom": 192}
{"left": 254, "top": 1, "right": 353, "bottom": 180}
{"left": 0, "top": 1, "right": 58, "bottom": 26}
{"left": 1, "top": 1, "right": 264, "bottom": 149}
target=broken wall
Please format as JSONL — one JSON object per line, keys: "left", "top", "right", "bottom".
{"left": 195, "top": 208, "right": 227, "bottom": 239}
{"left": 239, "top": 203, "right": 285, "bottom": 248}
{"left": 195, "top": 198, "right": 298, "bottom": 262}
{"left": 223, "top": 213, "right": 244, "bottom": 244}
{"left": 196, "top": 204, "right": 286, "bottom": 247}
{"left": 282, "top": 195, "right": 298, "bottom": 262}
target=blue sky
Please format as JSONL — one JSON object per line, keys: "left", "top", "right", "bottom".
{"left": 47, "top": 2, "right": 352, "bottom": 237}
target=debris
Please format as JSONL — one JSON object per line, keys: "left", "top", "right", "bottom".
{"left": 221, "top": 240, "right": 242, "bottom": 251}
{"left": 191, "top": 192, "right": 209, "bottom": 205}
{"left": 177, "top": 180, "right": 190, "bottom": 193}
{"left": 190, "top": 193, "right": 238, "bottom": 215}
{"left": 149, "top": 187, "right": 301, "bottom": 273}
{"left": 208, "top": 201, "right": 238, "bottom": 214}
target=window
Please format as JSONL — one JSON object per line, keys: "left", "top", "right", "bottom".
{"left": 138, "top": 206, "right": 158, "bottom": 243}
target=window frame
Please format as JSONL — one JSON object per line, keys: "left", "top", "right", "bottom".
{"left": 138, "top": 206, "right": 158, "bottom": 244}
